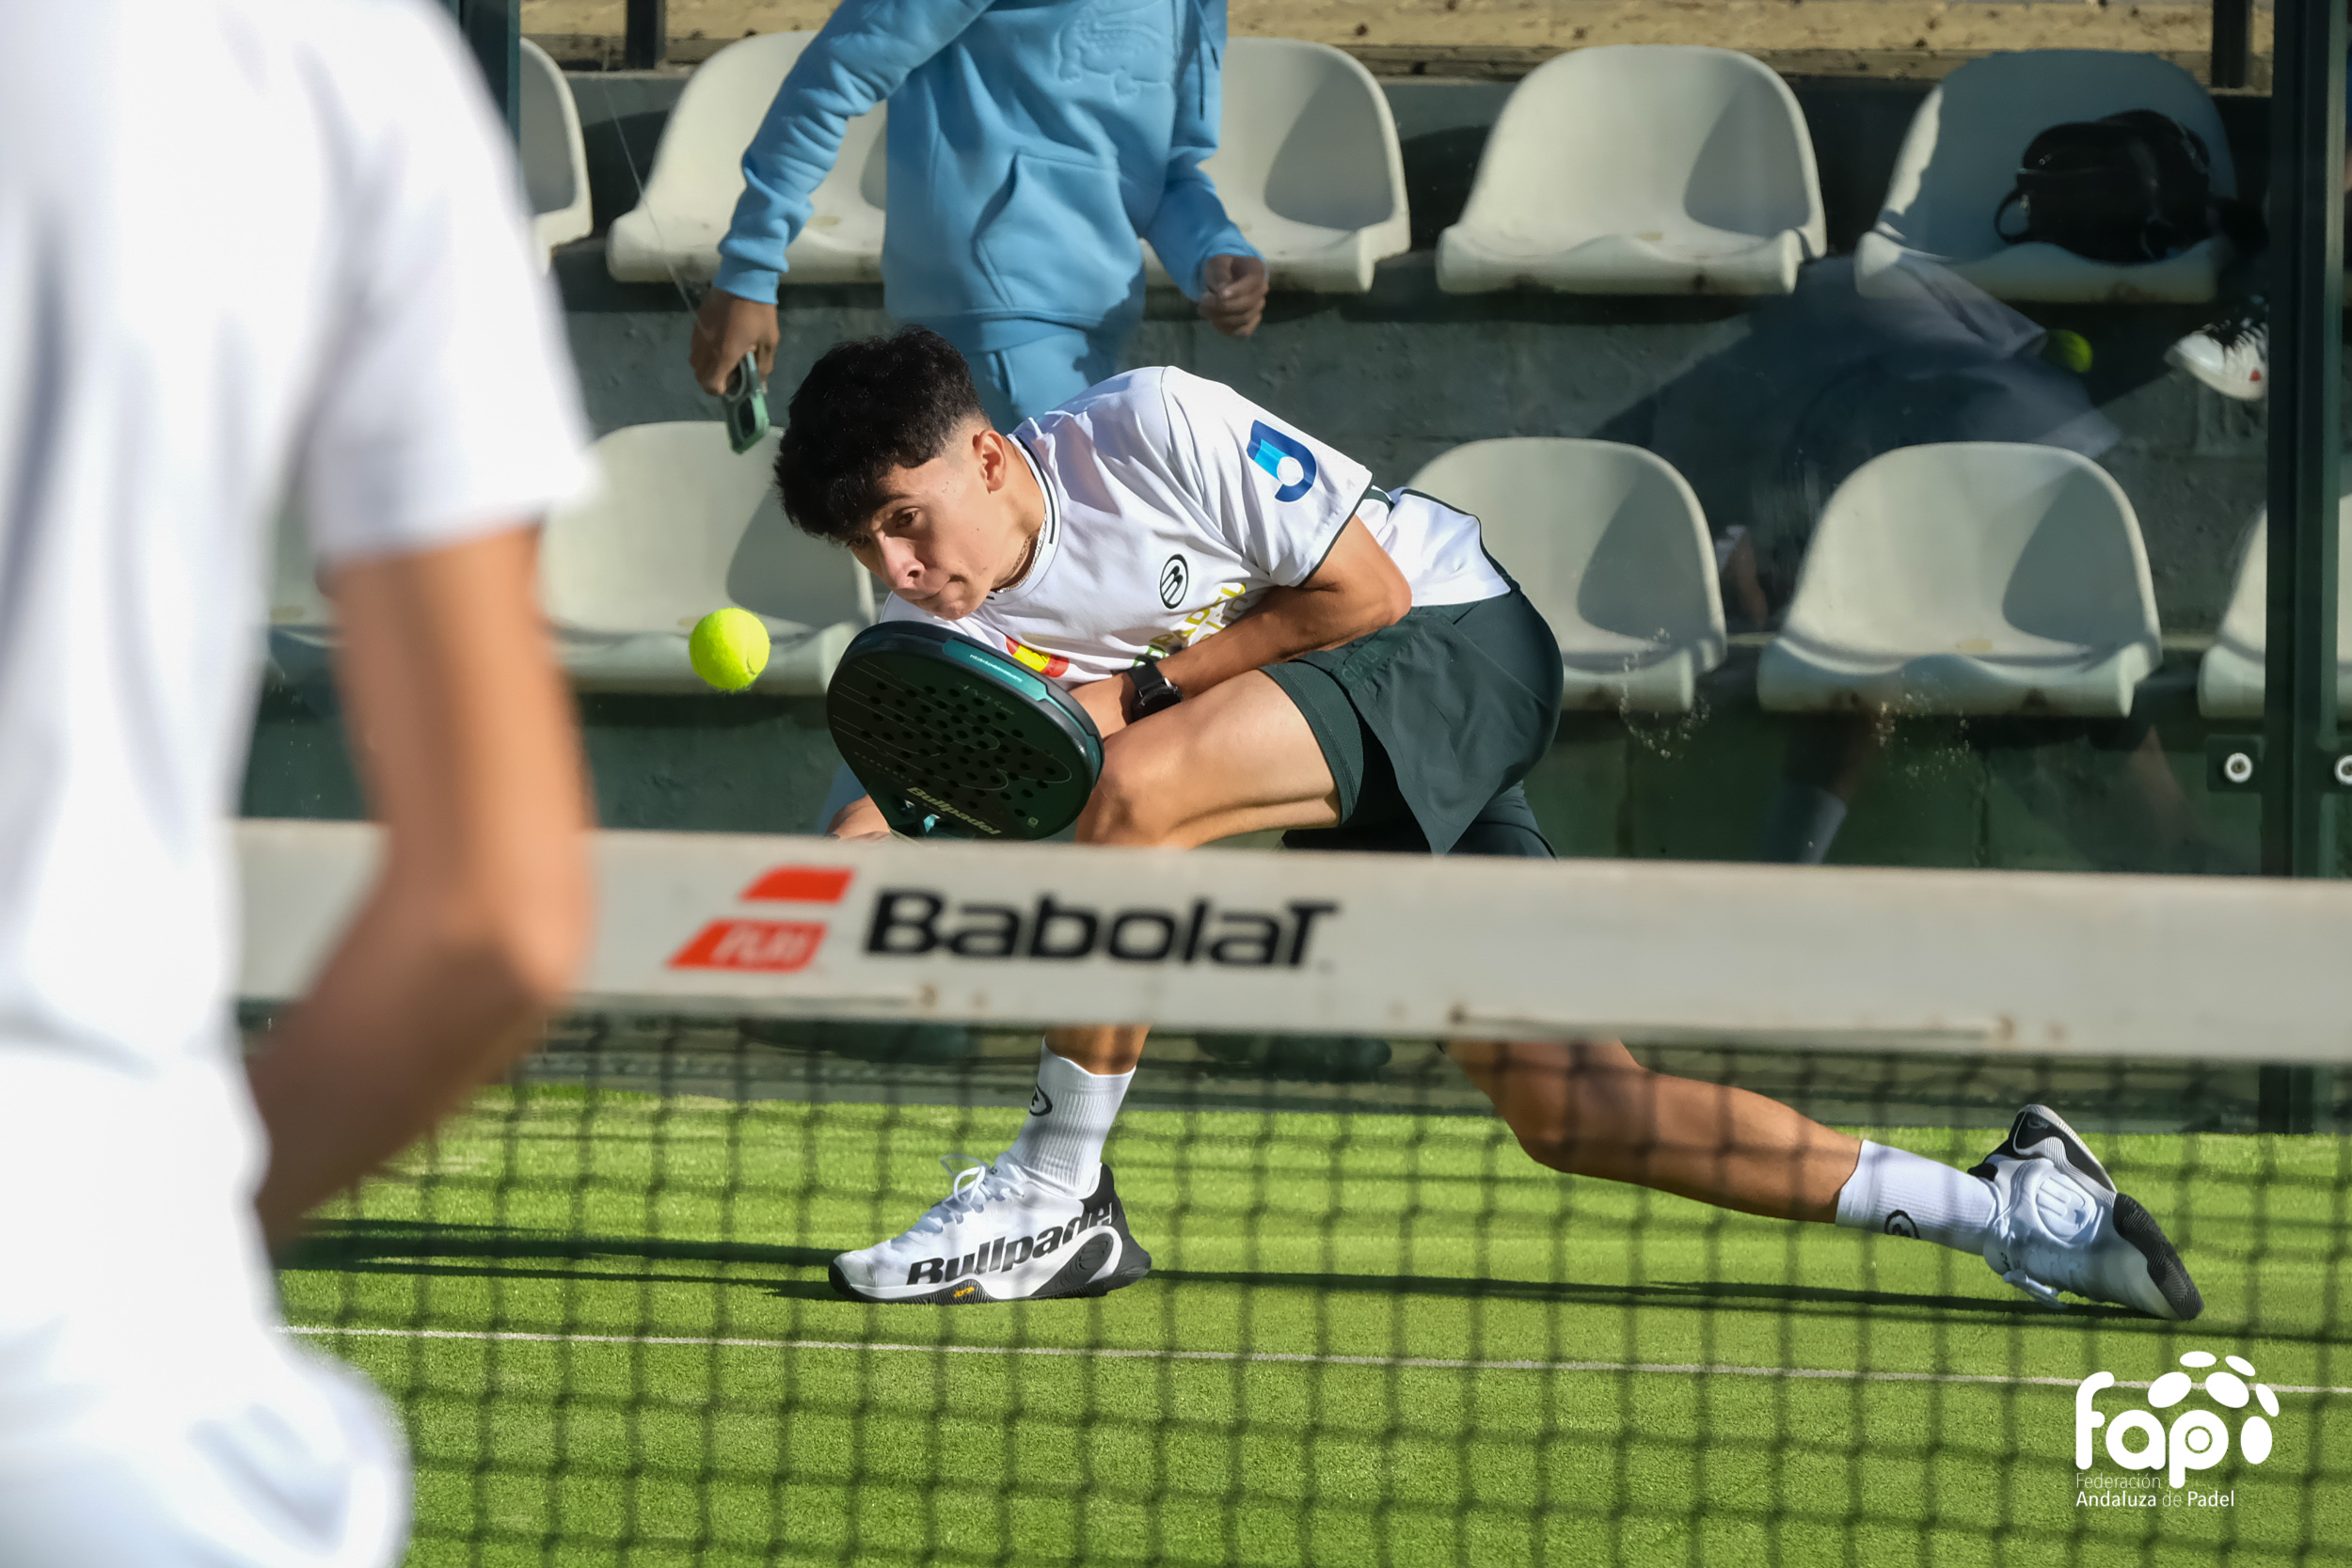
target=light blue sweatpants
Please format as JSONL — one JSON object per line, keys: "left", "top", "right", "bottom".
{"left": 930, "top": 317, "right": 1129, "bottom": 432}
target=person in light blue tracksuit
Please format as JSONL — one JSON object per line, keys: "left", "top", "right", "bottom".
{"left": 687, "top": 0, "right": 1270, "bottom": 430}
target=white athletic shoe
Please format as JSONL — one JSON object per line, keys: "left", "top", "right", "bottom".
{"left": 1971, "top": 1104, "right": 2202, "bottom": 1321}
{"left": 829, "top": 1155, "right": 1152, "bottom": 1305}
{"left": 2166, "top": 300, "right": 2268, "bottom": 401}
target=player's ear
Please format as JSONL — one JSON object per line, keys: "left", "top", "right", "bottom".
{"left": 973, "top": 421, "right": 1010, "bottom": 492}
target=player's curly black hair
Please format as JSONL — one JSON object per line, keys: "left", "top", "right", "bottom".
{"left": 773, "top": 327, "right": 988, "bottom": 545}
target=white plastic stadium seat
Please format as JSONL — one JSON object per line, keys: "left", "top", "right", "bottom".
{"left": 521, "top": 39, "right": 593, "bottom": 266}
{"left": 539, "top": 423, "right": 875, "bottom": 693}
{"left": 1408, "top": 440, "right": 1726, "bottom": 713}
{"left": 1436, "top": 46, "right": 1825, "bottom": 296}
{"left": 1855, "top": 51, "right": 2233, "bottom": 304}
{"left": 1757, "top": 443, "right": 2161, "bottom": 716}
{"left": 1143, "top": 38, "right": 1409, "bottom": 293}
{"left": 607, "top": 32, "right": 886, "bottom": 286}
{"left": 2196, "top": 485, "right": 2352, "bottom": 718}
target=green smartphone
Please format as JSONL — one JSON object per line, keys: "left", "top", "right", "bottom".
{"left": 723, "top": 352, "right": 770, "bottom": 454}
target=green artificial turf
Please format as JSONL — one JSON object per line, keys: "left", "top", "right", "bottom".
{"left": 278, "top": 1087, "right": 2352, "bottom": 1567}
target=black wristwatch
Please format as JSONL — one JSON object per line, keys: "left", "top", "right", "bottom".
{"left": 1128, "top": 659, "right": 1184, "bottom": 721}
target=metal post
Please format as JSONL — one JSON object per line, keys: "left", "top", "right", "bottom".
{"left": 2259, "top": 0, "right": 2344, "bottom": 1133}
{"left": 2212, "top": 0, "right": 2252, "bottom": 89}
{"left": 626, "top": 0, "right": 669, "bottom": 71}
{"left": 458, "top": 0, "right": 522, "bottom": 144}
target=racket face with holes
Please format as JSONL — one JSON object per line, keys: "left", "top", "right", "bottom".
{"left": 825, "top": 623, "right": 1104, "bottom": 840}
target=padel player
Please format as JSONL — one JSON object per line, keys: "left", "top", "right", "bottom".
{"left": 0, "top": 5, "right": 594, "bottom": 1563}
{"left": 781, "top": 330, "right": 2201, "bottom": 1323}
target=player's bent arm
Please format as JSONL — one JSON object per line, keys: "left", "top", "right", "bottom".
{"left": 1142, "top": 515, "right": 1407, "bottom": 704}
{"left": 246, "top": 526, "right": 592, "bottom": 1245}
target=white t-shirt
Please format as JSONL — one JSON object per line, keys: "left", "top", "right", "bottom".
{"left": 882, "top": 368, "right": 1508, "bottom": 685}
{"left": 0, "top": 0, "right": 591, "bottom": 1086}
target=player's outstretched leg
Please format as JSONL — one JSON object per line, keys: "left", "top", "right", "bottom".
{"left": 830, "top": 1037, "right": 1153, "bottom": 1305}
{"left": 1452, "top": 1039, "right": 2200, "bottom": 1320}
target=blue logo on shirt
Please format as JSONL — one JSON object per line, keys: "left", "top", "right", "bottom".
{"left": 1246, "top": 421, "right": 1317, "bottom": 503}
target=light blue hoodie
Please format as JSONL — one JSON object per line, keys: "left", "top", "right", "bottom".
{"left": 712, "top": 0, "right": 1256, "bottom": 329}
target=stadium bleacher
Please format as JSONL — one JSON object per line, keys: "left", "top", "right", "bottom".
{"left": 1406, "top": 438, "right": 1727, "bottom": 713}
{"left": 1756, "top": 442, "right": 2165, "bottom": 717}
{"left": 1437, "top": 45, "right": 1827, "bottom": 296}
{"left": 279, "top": 28, "right": 2314, "bottom": 799}
{"left": 1139, "top": 37, "right": 1411, "bottom": 293}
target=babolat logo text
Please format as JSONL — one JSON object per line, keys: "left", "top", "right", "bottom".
{"left": 904, "top": 1196, "right": 1115, "bottom": 1285}
{"left": 866, "top": 890, "right": 1337, "bottom": 967}
{"left": 2077, "top": 1352, "right": 2280, "bottom": 1497}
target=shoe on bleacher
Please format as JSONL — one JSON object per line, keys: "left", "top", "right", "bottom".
{"left": 2166, "top": 298, "right": 2267, "bottom": 401}
{"left": 829, "top": 1155, "right": 1152, "bottom": 1305}
{"left": 1971, "top": 1104, "right": 2202, "bottom": 1321}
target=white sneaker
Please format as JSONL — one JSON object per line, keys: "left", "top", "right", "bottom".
{"left": 2166, "top": 300, "right": 2268, "bottom": 401}
{"left": 829, "top": 1155, "right": 1152, "bottom": 1305}
{"left": 1972, "top": 1104, "right": 2202, "bottom": 1320}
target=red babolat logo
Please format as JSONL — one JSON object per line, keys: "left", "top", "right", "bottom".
{"left": 667, "top": 865, "right": 854, "bottom": 974}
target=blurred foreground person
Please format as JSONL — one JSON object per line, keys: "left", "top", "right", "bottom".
{"left": 0, "top": 2, "right": 594, "bottom": 1562}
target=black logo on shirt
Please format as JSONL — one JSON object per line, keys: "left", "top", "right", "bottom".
{"left": 1158, "top": 554, "right": 1188, "bottom": 609}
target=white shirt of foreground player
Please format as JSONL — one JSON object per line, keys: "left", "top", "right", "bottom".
{"left": 880, "top": 368, "right": 1509, "bottom": 686}
{"left": 0, "top": 0, "right": 591, "bottom": 1079}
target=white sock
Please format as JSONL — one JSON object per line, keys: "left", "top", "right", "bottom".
{"left": 1834, "top": 1140, "right": 1996, "bottom": 1255}
{"left": 1002, "top": 1043, "right": 1132, "bottom": 1196}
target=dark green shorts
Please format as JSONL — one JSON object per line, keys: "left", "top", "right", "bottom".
{"left": 1263, "top": 588, "right": 1564, "bottom": 858}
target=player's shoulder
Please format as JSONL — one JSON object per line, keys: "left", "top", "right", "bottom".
{"left": 1067, "top": 365, "right": 1245, "bottom": 417}
{"left": 1050, "top": 366, "right": 1262, "bottom": 463}
{"left": 1055, "top": 367, "right": 1174, "bottom": 425}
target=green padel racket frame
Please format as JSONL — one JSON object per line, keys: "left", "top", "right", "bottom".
{"left": 825, "top": 623, "right": 1104, "bottom": 840}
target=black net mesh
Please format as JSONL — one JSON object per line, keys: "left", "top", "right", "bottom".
{"left": 269, "top": 1012, "right": 2351, "bottom": 1566}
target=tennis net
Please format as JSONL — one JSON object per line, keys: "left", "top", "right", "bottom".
{"left": 246, "top": 822, "right": 2352, "bottom": 1567}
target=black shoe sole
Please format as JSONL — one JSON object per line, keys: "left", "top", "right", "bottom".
{"left": 2114, "top": 1192, "right": 2204, "bottom": 1321}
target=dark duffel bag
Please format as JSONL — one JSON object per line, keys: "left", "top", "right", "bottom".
{"left": 1994, "top": 109, "right": 2217, "bottom": 264}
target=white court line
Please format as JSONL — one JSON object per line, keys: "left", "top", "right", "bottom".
{"left": 283, "top": 1326, "right": 2352, "bottom": 1396}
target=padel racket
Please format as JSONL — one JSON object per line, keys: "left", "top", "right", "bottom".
{"left": 826, "top": 623, "right": 1103, "bottom": 840}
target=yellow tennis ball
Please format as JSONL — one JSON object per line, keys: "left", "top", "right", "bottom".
{"left": 689, "top": 609, "right": 770, "bottom": 692}
{"left": 2044, "top": 329, "right": 2092, "bottom": 374}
